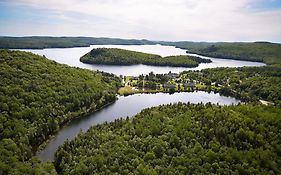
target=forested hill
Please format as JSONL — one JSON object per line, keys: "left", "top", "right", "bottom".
{"left": 55, "top": 103, "right": 281, "bottom": 175}
{"left": 161, "top": 41, "right": 281, "bottom": 65}
{"left": 80, "top": 48, "right": 211, "bottom": 67}
{"left": 0, "top": 36, "right": 154, "bottom": 49}
{"left": 0, "top": 50, "right": 120, "bottom": 174}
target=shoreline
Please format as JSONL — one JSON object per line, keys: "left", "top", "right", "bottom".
{"left": 34, "top": 97, "right": 117, "bottom": 157}
{"left": 186, "top": 51, "right": 266, "bottom": 64}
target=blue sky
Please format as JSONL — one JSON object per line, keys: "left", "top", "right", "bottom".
{"left": 0, "top": 0, "right": 281, "bottom": 42}
{"left": 254, "top": 0, "right": 281, "bottom": 9}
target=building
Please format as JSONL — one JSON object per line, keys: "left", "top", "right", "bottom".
{"left": 163, "top": 83, "right": 176, "bottom": 89}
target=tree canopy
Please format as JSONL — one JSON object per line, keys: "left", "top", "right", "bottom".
{"left": 0, "top": 37, "right": 154, "bottom": 49}
{"left": 55, "top": 103, "right": 281, "bottom": 175}
{"left": 180, "top": 65, "right": 281, "bottom": 105}
{"left": 0, "top": 50, "right": 120, "bottom": 174}
{"left": 80, "top": 48, "right": 211, "bottom": 67}
{"left": 161, "top": 41, "right": 281, "bottom": 65}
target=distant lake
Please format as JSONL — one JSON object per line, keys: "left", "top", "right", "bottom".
{"left": 20, "top": 44, "right": 265, "bottom": 76}
{"left": 36, "top": 91, "right": 240, "bottom": 161}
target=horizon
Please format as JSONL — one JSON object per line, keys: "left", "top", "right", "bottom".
{"left": 0, "top": 0, "right": 281, "bottom": 42}
{"left": 0, "top": 35, "right": 280, "bottom": 44}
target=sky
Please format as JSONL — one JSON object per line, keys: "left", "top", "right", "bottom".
{"left": 0, "top": 0, "right": 281, "bottom": 42}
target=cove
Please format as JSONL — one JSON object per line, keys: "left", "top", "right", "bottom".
{"left": 37, "top": 91, "right": 240, "bottom": 161}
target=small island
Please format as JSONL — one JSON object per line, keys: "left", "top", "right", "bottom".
{"left": 80, "top": 48, "right": 211, "bottom": 67}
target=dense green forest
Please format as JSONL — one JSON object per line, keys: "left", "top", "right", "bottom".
{"left": 0, "top": 37, "right": 154, "bottom": 49}
{"left": 1, "top": 38, "right": 281, "bottom": 175}
{"left": 80, "top": 48, "right": 211, "bottom": 67}
{"left": 55, "top": 103, "right": 281, "bottom": 175}
{"left": 180, "top": 65, "right": 281, "bottom": 105}
{"left": 0, "top": 50, "right": 120, "bottom": 174}
{"left": 161, "top": 41, "right": 281, "bottom": 65}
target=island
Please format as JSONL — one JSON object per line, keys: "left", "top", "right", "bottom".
{"left": 80, "top": 48, "right": 212, "bottom": 67}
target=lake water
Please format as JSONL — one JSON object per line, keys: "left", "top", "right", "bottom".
{"left": 20, "top": 44, "right": 265, "bottom": 76}
{"left": 37, "top": 92, "right": 240, "bottom": 161}
{"left": 24, "top": 44, "right": 259, "bottom": 161}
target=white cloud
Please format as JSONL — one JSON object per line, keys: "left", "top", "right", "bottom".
{"left": 2, "top": 0, "right": 281, "bottom": 42}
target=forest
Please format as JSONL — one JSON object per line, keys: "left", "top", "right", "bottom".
{"left": 161, "top": 41, "right": 281, "bottom": 65}
{"left": 0, "top": 50, "right": 120, "bottom": 174}
{"left": 0, "top": 37, "right": 154, "bottom": 49}
{"left": 55, "top": 103, "right": 281, "bottom": 175}
{"left": 80, "top": 48, "right": 211, "bottom": 67}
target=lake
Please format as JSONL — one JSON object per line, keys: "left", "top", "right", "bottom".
{"left": 20, "top": 44, "right": 265, "bottom": 76}
{"left": 26, "top": 44, "right": 259, "bottom": 161}
{"left": 37, "top": 91, "right": 240, "bottom": 161}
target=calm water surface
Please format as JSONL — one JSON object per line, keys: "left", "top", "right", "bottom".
{"left": 20, "top": 44, "right": 265, "bottom": 76}
{"left": 37, "top": 92, "right": 240, "bottom": 161}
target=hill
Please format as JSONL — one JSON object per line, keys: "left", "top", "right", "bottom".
{"left": 161, "top": 41, "right": 281, "bottom": 65}
{"left": 0, "top": 50, "right": 120, "bottom": 174}
{"left": 0, "top": 36, "right": 154, "bottom": 49}
{"left": 55, "top": 103, "right": 281, "bottom": 174}
{"left": 80, "top": 48, "right": 211, "bottom": 67}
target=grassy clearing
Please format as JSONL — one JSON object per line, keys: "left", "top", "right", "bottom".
{"left": 118, "top": 86, "right": 137, "bottom": 95}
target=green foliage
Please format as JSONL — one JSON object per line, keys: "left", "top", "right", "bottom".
{"left": 162, "top": 41, "right": 281, "bottom": 65}
{"left": 0, "top": 50, "right": 120, "bottom": 174}
{"left": 0, "top": 139, "right": 56, "bottom": 174}
{"left": 0, "top": 36, "right": 154, "bottom": 49}
{"left": 55, "top": 103, "right": 281, "bottom": 174}
{"left": 181, "top": 65, "right": 281, "bottom": 105}
{"left": 80, "top": 48, "right": 211, "bottom": 67}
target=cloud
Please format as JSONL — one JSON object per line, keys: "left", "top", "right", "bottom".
{"left": 1, "top": 0, "right": 281, "bottom": 42}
